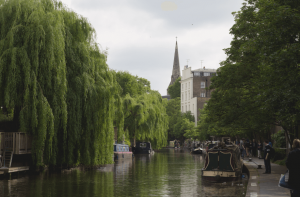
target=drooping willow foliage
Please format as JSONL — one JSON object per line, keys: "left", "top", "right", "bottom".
{"left": 116, "top": 71, "right": 168, "bottom": 149}
{"left": 0, "top": 0, "right": 122, "bottom": 166}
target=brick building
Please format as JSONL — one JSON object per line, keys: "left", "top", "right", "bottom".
{"left": 181, "top": 66, "right": 217, "bottom": 125}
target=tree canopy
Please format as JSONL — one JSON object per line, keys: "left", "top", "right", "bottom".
{"left": 167, "top": 77, "right": 181, "bottom": 99}
{"left": 115, "top": 71, "right": 168, "bottom": 149}
{"left": 0, "top": 0, "right": 120, "bottom": 166}
{"left": 200, "top": 0, "right": 300, "bottom": 145}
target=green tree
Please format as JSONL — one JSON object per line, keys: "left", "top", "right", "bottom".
{"left": 115, "top": 71, "right": 168, "bottom": 149}
{"left": 172, "top": 111, "right": 195, "bottom": 142}
{"left": 0, "top": 0, "right": 120, "bottom": 166}
{"left": 204, "top": 0, "right": 300, "bottom": 146}
{"left": 168, "top": 77, "right": 181, "bottom": 99}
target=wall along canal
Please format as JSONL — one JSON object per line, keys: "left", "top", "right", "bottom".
{"left": 0, "top": 148, "right": 248, "bottom": 197}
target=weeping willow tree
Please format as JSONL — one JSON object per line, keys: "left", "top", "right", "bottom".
{"left": 0, "top": 0, "right": 121, "bottom": 166}
{"left": 115, "top": 71, "right": 168, "bottom": 149}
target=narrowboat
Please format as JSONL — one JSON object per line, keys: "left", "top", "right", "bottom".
{"left": 113, "top": 144, "right": 133, "bottom": 161}
{"left": 191, "top": 147, "right": 203, "bottom": 154}
{"left": 201, "top": 142, "right": 243, "bottom": 182}
{"left": 132, "top": 142, "right": 152, "bottom": 154}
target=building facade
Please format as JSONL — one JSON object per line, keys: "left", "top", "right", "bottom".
{"left": 181, "top": 66, "right": 217, "bottom": 125}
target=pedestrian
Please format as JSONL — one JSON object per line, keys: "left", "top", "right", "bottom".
{"left": 263, "top": 139, "right": 271, "bottom": 174}
{"left": 269, "top": 139, "right": 273, "bottom": 148}
{"left": 252, "top": 139, "right": 257, "bottom": 157}
{"left": 257, "top": 141, "right": 263, "bottom": 159}
{"left": 245, "top": 139, "right": 250, "bottom": 157}
{"left": 239, "top": 139, "right": 243, "bottom": 158}
{"left": 286, "top": 139, "right": 300, "bottom": 195}
{"left": 249, "top": 140, "right": 253, "bottom": 157}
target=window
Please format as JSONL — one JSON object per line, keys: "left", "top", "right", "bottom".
{"left": 185, "top": 105, "right": 187, "bottom": 111}
{"left": 201, "top": 82, "right": 205, "bottom": 88}
{"left": 182, "top": 106, "right": 184, "bottom": 111}
{"left": 185, "top": 83, "right": 187, "bottom": 89}
{"left": 188, "top": 91, "right": 190, "bottom": 99}
{"left": 204, "top": 72, "right": 210, "bottom": 76}
{"left": 194, "top": 72, "right": 200, "bottom": 76}
{"left": 201, "top": 93, "right": 206, "bottom": 97}
{"left": 182, "top": 84, "right": 184, "bottom": 90}
{"left": 185, "top": 92, "right": 187, "bottom": 101}
{"left": 182, "top": 94, "right": 183, "bottom": 99}
{"left": 188, "top": 105, "right": 190, "bottom": 111}
{"left": 188, "top": 82, "right": 190, "bottom": 89}
{"left": 140, "top": 143, "right": 146, "bottom": 148}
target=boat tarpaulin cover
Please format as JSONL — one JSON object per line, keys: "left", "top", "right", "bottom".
{"left": 205, "top": 152, "right": 218, "bottom": 170}
{"left": 219, "top": 151, "right": 234, "bottom": 171}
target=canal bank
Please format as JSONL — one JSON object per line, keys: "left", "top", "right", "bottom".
{"left": 243, "top": 157, "right": 290, "bottom": 197}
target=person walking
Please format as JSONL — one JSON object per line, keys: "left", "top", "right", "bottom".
{"left": 263, "top": 139, "right": 271, "bottom": 174}
{"left": 252, "top": 139, "right": 257, "bottom": 157}
{"left": 257, "top": 141, "right": 263, "bottom": 159}
{"left": 279, "top": 139, "right": 300, "bottom": 196}
{"left": 239, "top": 139, "right": 243, "bottom": 158}
{"left": 249, "top": 140, "right": 253, "bottom": 157}
{"left": 245, "top": 139, "right": 250, "bottom": 157}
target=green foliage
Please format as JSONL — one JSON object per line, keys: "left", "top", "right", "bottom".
{"left": 0, "top": 0, "right": 169, "bottom": 166}
{"left": 196, "top": 106, "right": 244, "bottom": 141}
{"left": 182, "top": 118, "right": 197, "bottom": 140}
{"left": 202, "top": 0, "right": 300, "bottom": 144}
{"left": 271, "top": 148, "right": 286, "bottom": 162}
{"left": 173, "top": 111, "right": 195, "bottom": 141}
{"left": 165, "top": 98, "right": 196, "bottom": 141}
{"left": 0, "top": 0, "right": 120, "bottom": 166}
{"left": 271, "top": 130, "right": 286, "bottom": 148}
{"left": 116, "top": 71, "right": 168, "bottom": 149}
{"left": 274, "top": 157, "right": 287, "bottom": 166}
{"left": 168, "top": 77, "right": 181, "bottom": 99}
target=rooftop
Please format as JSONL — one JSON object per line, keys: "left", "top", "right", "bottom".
{"left": 192, "top": 68, "right": 217, "bottom": 72}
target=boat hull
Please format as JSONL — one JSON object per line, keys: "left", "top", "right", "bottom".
{"left": 201, "top": 169, "right": 240, "bottom": 182}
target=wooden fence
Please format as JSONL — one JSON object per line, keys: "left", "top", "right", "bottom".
{"left": 0, "top": 132, "right": 32, "bottom": 155}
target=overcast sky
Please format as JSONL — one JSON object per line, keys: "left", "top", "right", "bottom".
{"left": 60, "top": 0, "right": 244, "bottom": 95}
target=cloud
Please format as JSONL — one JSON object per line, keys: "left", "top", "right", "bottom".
{"left": 161, "top": 1, "right": 178, "bottom": 11}
{"left": 59, "top": 0, "right": 244, "bottom": 95}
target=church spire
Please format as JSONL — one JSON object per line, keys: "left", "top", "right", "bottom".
{"left": 169, "top": 38, "right": 181, "bottom": 87}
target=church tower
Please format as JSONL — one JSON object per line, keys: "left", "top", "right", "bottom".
{"left": 168, "top": 40, "right": 181, "bottom": 88}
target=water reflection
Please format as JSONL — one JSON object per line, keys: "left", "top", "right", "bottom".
{"left": 0, "top": 148, "right": 247, "bottom": 197}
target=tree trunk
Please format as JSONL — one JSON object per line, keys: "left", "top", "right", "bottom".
{"left": 12, "top": 106, "right": 21, "bottom": 132}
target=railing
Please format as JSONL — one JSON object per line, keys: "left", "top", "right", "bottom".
{"left": 0, "top": 132, "right": 32, "bottom": 155}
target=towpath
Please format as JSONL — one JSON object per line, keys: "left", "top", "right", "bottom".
{"left": 243, "top": 157, "right": 290, "bottom": 197}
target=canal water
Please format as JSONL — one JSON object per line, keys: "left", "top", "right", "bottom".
{"left": 0, "top": 148, "right": 247, "bottom": 197}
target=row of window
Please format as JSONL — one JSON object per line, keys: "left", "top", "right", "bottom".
{"left": 182, "top": 82, "right": 206, "bottom": 92}
{"left": 181, "top": 104, "right": 195, "bottom": 113}
{"left": 194, "top": 72, "right": 217, "bottom": 77}
{"left": 182, "top": 91, "right": 191, "bottom": 101}
{"left": 182, "top": 82, "right": 191, "bottom": 91}
{"left": 181, "top": 92, "right": 206, "bottom": 100}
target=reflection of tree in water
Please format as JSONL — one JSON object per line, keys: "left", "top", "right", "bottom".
{"left": 0, "top": 149, "right": 248, "bottom": 197}
{"left": 28, "top": 170, "right": 115, "bottom": 197}
{"left": 201, "top": 180, "right": 247, "bottom": 197}
{"left": 115, "top": 153, "right": 169, "bottom": 196}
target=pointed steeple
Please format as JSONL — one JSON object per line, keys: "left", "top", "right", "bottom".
{"left": 168, "top": 39, "right": 181, "bottom": 87}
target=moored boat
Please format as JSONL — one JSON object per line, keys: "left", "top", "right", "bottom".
{"left": 191, "top": 147, "right": 203, "bottom": 154}
{"left": 113, "top": 144, "right": 133, "bottom": 161}
{"left": 201, "top": 142, "right": 243, "bottom": 182}
{"left": 132, "top": 142, "right": 152, "bottom": 154}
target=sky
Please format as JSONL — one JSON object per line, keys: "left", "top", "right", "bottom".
{"left": 59, "top": 0, "right": 244, "bottom": 95}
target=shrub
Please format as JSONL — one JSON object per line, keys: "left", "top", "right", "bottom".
{"left": 271, "top": 148, "right": 286, "bottom": 162}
